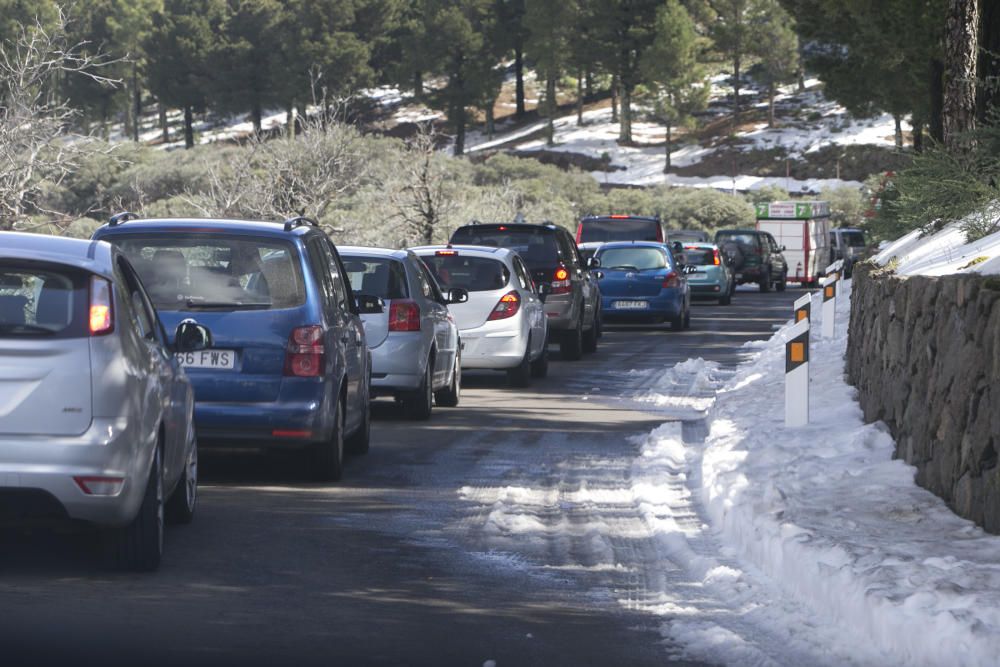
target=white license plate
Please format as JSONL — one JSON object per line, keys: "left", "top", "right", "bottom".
{"left": 176, "top": 349, "right": 237, "bottom": 369}
{"left": 613, "top": 300, "right": 649, "bottom": 310}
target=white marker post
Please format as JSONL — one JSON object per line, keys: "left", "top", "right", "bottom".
{"left": 821, "top": 274, "right": 838, "bottom": 338}
{"left": 785, "top": 317, "right": 810, "bottom": 427}
{"left": 793, "top": 292, "right": 811, "bottom": 324}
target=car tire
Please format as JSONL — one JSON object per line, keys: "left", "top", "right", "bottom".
{"left": 670, "top": 313, "right": 684, "bottom": 331}
{"left": 776, "top": 270, "right": 787, "bottom": 292}
{"left": 683, "top": 307, "right": 692, "bottom": 330}
{"left": 759, "top": 268, "right": 772, "bottom": 293}
{"left": 530, "top": 343, "right": 549, "bottom": 378}
{"left": 110, "top": 446, "right": 164, "bottom": 572}
{"left": 582, "top": 311, "right": 599, "bottom": 354}
{"left": 314, "top": 396, "right": 345, "bottom": 481}
{"left": 165, "top": 436, "right": 198, "bottom": 525}
{"left": 560, "top": 317, "right": 584, "bottom": 361}
{"left": 346, "top": 381, "right": 371, "bottom": 455}
{"left": 403, "top": 359, "right": 434, "bottom": 420}
{"left": 507, "top": 343, "right": 532, "bottom": 388}
{"left": 719, "top": 289, "right": 731, "bottom": 306}
{"left": 434, "top": 355, "right": 461, "bottom": 408}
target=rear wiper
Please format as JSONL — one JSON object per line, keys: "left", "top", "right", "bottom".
{"left": 184, "top": 299, "right": 271, "bottom": 310}
{"left": 609, "top": 265, "right": 639, "bottom": 271}
{"left": 0, "top": 323, "right": 56, "bottom": 335}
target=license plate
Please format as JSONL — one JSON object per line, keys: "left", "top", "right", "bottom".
{"left": 613, "top": 300, "right": 649, "bottom": 310}
{"left": 176, "top": 349, "right": 236, "bottom": 369}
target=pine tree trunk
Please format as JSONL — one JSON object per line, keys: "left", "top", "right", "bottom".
{"left": 486, "top": 104, "right": 495, "bottom": 139}
{"left": 733, "top": 54, "right": 742, "bottom": 125}
{"left": 894, "top": 114, "right": 903, "bottom": 147}
{"left": 414, "top": 71, "right": 423, "bottom": 98}
{"left": 124, "top": 81, "right": 134, "bottom": 141}
{"left": 576, "top": 68, "right": 584, "bottom": 126}
{"left": 546, "top": 70, "right": 556, "bottom": 146}
{"left": 585, "top": 69, "right": 593, "bottom": 99}
{"left": 252, "top": 102, "right": 263, "bottom": 136}
{"left": 453, "top": 103, "right": 465, "bottom": 156}
{"left": 768, "top": 82, "right": 775, "bottom": 128}
{"left": 159, "top": 101, "right": 169, "bottom": 144}
{"left": 930, "top": 58, "right": 945, "bottom": 142}
{"left": 913, "top": 121, "right": 925, "bottom": 152}
{"left": 515, "top": 45, "right": 526, "bottom": 119}
{"left": 286, "top": 104, "right": 295, "bottom": 138}
{"left": 183, "top": 106, "right": 194, "bottom": 149}
{"left": 611, "top": 75, "right": 619, "bottom": 123}
{"left": 943, "top": 0, "right": 979, "bottom": 151}
{"left": 664, "top": 124, "right": 672, "bottom": 174}
{"left": 132, "top": 63, "right": 141, "bottom": 142}
{"left": 619, "top": 85, "right": 632, "bottom": 144}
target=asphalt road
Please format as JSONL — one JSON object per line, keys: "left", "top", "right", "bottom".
{"left": 0, "top": 286, "right": 804, "bottom": 667}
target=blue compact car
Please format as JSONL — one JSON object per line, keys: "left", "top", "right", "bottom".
{"left": 93, "top": 214, "right": 376, "bottom": 481}
{"left": 594, "top": 242, "right": 691, "bottom": 331}
{"left": 682, "top": 243, "right": 735, "bottom": 305}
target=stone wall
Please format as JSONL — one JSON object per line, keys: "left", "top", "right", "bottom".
{"left": 846, "top": 263, "right": 1000, "bottom": 532}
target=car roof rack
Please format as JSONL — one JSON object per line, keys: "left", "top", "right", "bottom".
{"left": 283, "top": 215, "right": 320, "bottom": 232}
{"left": 108, "top": 211, "right": 140, "bottom": 226}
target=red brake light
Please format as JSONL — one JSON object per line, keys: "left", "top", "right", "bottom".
{"left": 388, "top": 300, "right": 421, "bottom": 332}
{"left": 662, "top": 272, "right": 680, "bottom": 289}
{"left": 488, "top": 291, "right": 521, "bottom": 321}
{"left": 609, "top": 215, "right": 629, "bottom": 219}
{"left": 713, "top": 249, "right": 721, "bottom": 266}
{"left": 552, "top": 266, "right": 571, "bottom": 294}
{"left": 74, "top": 476, "right": 124, "bottom": 496}
{"left": 284, "top": 325, "right": 325, "bottom": 377}
{"left": 436, "top": 250, "right": 457, "bottom": 256}
{"left": 554, "top": 268, "right": 569, "bottom": 281}
{"left": 89, "top": 276, "right": 114, "bottom": 335}
{"left": 498, "top": 226, "right": 507, "bottom": 231}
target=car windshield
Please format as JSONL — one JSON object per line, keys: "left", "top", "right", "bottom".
{"left": 682, "top": 248, "right": 714, "bottom": 266}
{"left": 0, "top": 265, "right": 83, "bottom": 337}
{"left": 342, "top": 257, "right": 409, "bottom": 299}
{"left": 579, "top": 218, "right": 659, "bottom": 243}
{"left": 113, "top": 234, "right": 305, "bottom": 311}
{"left": 716, "top": 232, "right": 760, "bottom": 249}
{"left": 422, "top": 254, "right": 510, "bottom": 292}
{"left": 597, "top": 247, "right": 669, "bottom": 271}
{"left": 450, "top": 227, "right": 560, "bottom": 271}
{"left": 845, "top": 231, "right": 866, "bottom": 247}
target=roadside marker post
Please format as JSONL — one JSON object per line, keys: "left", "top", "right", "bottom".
{"left": 793, "top": 293, "right": 811, "bottom": 323}
{"left": 784, "top": 317, "right": 810, "bottom": 427}
{"left": 821, "top": 274, "right": 837, "bottom": 338}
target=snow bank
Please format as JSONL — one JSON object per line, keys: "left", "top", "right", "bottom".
{"left": 700, "top": 282, "right": 1000, "bottom": 665}
{"left": 873, "top": 208, "right": 1000, "bottom": 277}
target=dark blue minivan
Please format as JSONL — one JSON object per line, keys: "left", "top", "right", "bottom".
{"left": 94, "top": 215, "right": 374, "bottom": 481}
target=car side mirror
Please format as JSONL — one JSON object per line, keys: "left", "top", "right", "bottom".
{"left": 537, "top": 282, "right": 551, "bottom": 303}
{"left": 594, "top": 270, "right": 605, "bottom": 280}
{"left": 175, "top": 320, "right": 212, "bottom": 353}
{"left": 446, "top": 288, "right": 469, "bottom": 305}
{"left": 355, "top": 294, "right": 385, "bottom": 314}
{"left": 780, "top": 245, "right": 786, "bottom": 252}
{"left": 586, "top": 256, "right": 601, "bottom": 269}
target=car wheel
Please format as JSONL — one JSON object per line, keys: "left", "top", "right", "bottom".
{"left": 683, "top": 307, "right": 692, "bottom": 330}
{"left": 530, "top": 343, "right": 549, "bottom": 378}
{"left": 434, "top": 354, "right": 461, "bottom": 408}
{"left": 314, "top": 396, "right": 345, "bottom": 481}
{"left": 776, "top": 270, "right": 787, "bottom": 292}
{"left": 110, "top": 445, "right": 164, "bottom": 572}
{"left": 507, "top": 342, "right": 532, "bottom": 388}
{"left": 560, "top": 317, "right": 584, "bottom": 361}
{"left": 346, "top": 380, "right": 371, "bottom": 455}
{"left": 719, "top": 288, "right": 731, "bottom": 305}
{"left": 403, "top": 359, "right": 433, "bottom": 420}
{"left": 165, "top": 435, "right": 198, "bottom": 525}
{"left": 582, "top": 311, "right": 599, "bottom": 354}
{"left": 759, "top": 268, "right": 772, "bottom": 293}
{"left": 670, "top": 312, "right": 684, "bottom": 331}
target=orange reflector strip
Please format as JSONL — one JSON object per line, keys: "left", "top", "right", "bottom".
{"left": 790, "top": 342, "right": 805, "bottom": 363}
{"left": 796, "top": 310, "right": 807, "bottom": 322}
{"left": 824, "top": 286, "right": 834, "bottom": 298}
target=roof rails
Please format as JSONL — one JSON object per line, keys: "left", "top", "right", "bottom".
{"left": 108, "top": 211, "right": 140, "bottom": 226}
{"left": 283, "top": 215, "right": 319, "bottom": 232}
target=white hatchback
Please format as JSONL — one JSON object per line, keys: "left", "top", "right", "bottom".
{"left": 412, "top": 246, "right": 548, "bottom": 387}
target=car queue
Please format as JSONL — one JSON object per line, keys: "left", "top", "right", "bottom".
{"left": 0, "top": 210, "right": 797, "bottom": 572}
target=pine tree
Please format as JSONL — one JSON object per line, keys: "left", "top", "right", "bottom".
{"left": 708, "top": 0, "right": 762, "bottom": 126}
{"left": 755, "top": 0, "right": 798, "bottom": 128}
{"left": 525, "top": 0, "right": 576, "bottom": 146}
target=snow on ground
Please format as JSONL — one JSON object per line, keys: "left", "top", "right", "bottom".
{"left": 873, "top": 206, "right": 1000, "bottom": 276}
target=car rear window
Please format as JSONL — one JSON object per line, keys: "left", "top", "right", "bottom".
{"left": 597, "top": 247, "right": 670, "bottom": 271}
{"left": 421, "top": 254, "right": 510, "bottom": 292}
{"left": 716, "top": 232, "right": 761, "bottom": 249}
{"left": 578, "top": 218, "right": 660, "bottom": 243}
{"left": 342, "top": 257, "right": 409, "bottom": 299}
{"left": 450, "top": 227, "right": 560, "bottom": 271}
{"left": 0, "top": 263, "right": 86, "bottom": 337}
{"left": 682, "top": 248, "right": 714, "bottom": 265}
{"left": 111, "top": 234, "right": 305, "bottom": 311}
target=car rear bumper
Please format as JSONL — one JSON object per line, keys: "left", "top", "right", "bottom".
{"left": 541, "top": 293, "right": 577, "bottom": 331}
{"left": 459, "top": 318, "right": 530, "bottom": 369}
{"left": 194, "top": 381, "right": 333, "bottom": 447}
{"left": 690, "top": 282, "right": 726, "bottom": 297}
{"left": 601, "top": 291, "right": 684, "bottom": 319}
{"left": 369, "top": 332, "right": 429, "bottom": 393}
{"left": 0, "top": 417, "right": 150, "bottom": 527}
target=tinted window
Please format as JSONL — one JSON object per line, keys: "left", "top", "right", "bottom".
{"left": 715, "top": 232, "right": 761, "bottom": 250}
{"left": 0, "top": 264, "right": 86, "bottom": 337}
{"left": 342, "top": 257, "right": 409, "bottom": 299}
{"left": 112, "top": 234, "right": 305, "bottom": 311}
{"left": 682, "top": 248, "right": 715, "bottom": 266}
{"left": 844, "top": 231, "right": 866, "bottom": 247}
{"left": 450, "top": 227, "right": 560, "bottom": 270}
{"left": 578, "top": 218, "right": 660, "bottom": 243}
{"left": 319, "top": 241, "right": 350, "bottom": 312}
{"left": 597, "top": 247, "right": 670, "bottom": 271}
{"left": 422, "top": 254, "right": 510, "bottom": 292}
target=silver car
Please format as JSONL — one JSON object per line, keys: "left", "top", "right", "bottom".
{"left": 412, "top": 246, "right": 548, "bottom": 387}
{"left": 340, "top": 247, "right": 465, "bottom": 419}
{"left": 0, "top": 233, "right": 210, "bottom": 571}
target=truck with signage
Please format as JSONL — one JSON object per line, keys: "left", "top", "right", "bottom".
{"left": 754, "top": 201, "right": 831, "bottom": 287}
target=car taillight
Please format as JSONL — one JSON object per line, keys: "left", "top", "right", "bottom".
{"left": 388, "top": 300, "right": 421, "bottom": 332}
{"left": 551, "top": 266, "right": 571, "bottom": 294}
{"left": 713, "top": 249, "right": 721, "bottom": 266}
{"left": 284, "top": 325, "right": 325, "bottom": 377}
{"left": 89, "top": 276, "right": 113, "bottom": 335}
{"left": 74, "top": 476, "right": 124, "bottom": 496}
{"left": 662, "top": 272, "right": 680, "bottom": 289}
{"left": 488, "top": 291, "right": 521, "bottom": 321}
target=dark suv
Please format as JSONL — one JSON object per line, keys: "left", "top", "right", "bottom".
{"left": 450, "top": 222, "right": 600, "bottom": 360}
{"left": 714, "top": 229, "right": 788, "bottom": 292}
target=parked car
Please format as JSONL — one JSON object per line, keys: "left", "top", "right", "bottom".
{"left": 682, "top": 243, "right": 735, "bottom": 305}
{"left": 93, "top": 214, "right": 375, "bottom": 482}
{"left": 665, "top": 229, "right": 710, "bottom": 245}
{"left": 576, "top": 215, "right": 664, "bottom": 243}
{"left": 412, "top": 245, "right": 548, "bottom": 387}
{"left": 593, "top": 241, "right": 692, "bottom": 331}
{"left": 714, "top": 229, "right": 788, "bottom": 292}
{"left": 339, "top": 247, "right": 463, "bottom": 417}
{"left": 829, "top": 227, "right": 868, "bottom": 277}
{"left": 0, "top": 232, "right": 207, "bottom": 571}
{"left": 450, "top": 222, "right": 600, "bottom": 361}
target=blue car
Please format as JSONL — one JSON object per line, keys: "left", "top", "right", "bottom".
{"left": 594, "top": 241, "right": 691, "bottom": 331}
{"left": 93, "top": 214, "right": 376, "bottom": 481}
{"left": 681, "top": 242, "right": 735, "bottom": 305}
